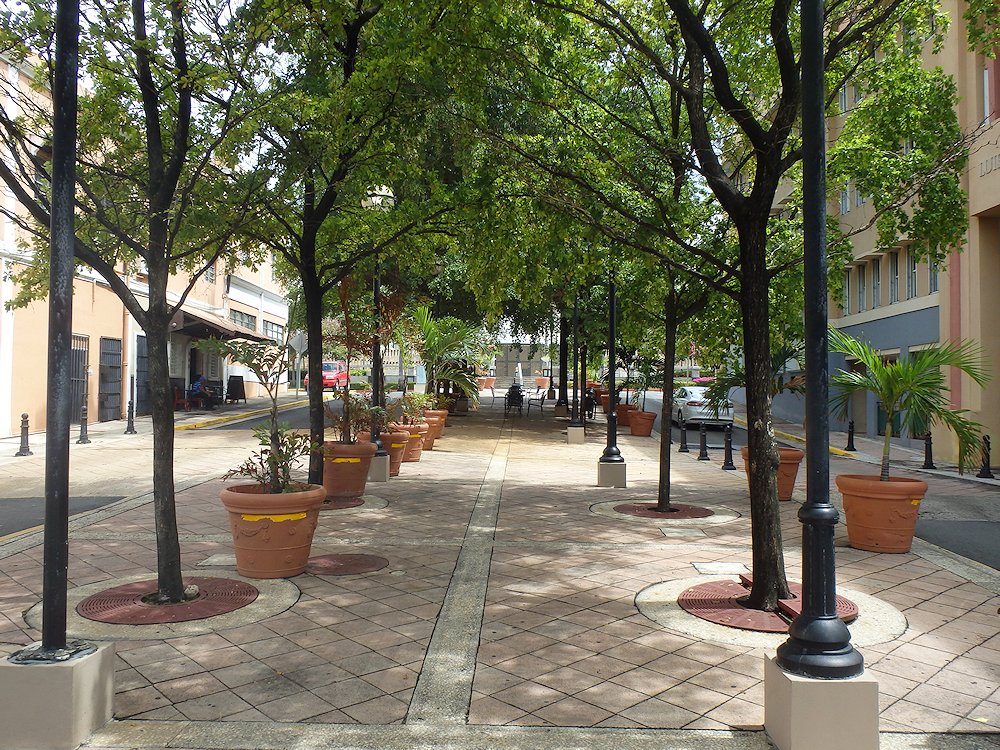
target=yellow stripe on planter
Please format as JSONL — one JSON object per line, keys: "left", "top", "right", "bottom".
{"left": 327, "top": 457, "right": 362, "bottom": 463}
{"left": 391, "top": 443, "right": 406, "bottom": 448}
{"left": 240, "top": 512, "right": 307, "bottom": 522}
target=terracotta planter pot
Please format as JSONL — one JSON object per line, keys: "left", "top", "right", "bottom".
{"left": 600, "top": 394, "right": 610, "bottom": 413}
{"left": 402, "top": 422, "right": 429, "bottom": 462}
{"left": 322, "top": 441, "right": 377, "bottom": 500}
{"left": 741, "top": 446, "right": 805, "bottom": 502}
{"left": 484, "top": 377, "right": 496, "bottom": 390}
{"left": 615, "top": 403, "right": 638, "bottom": 427}
{"left": 535, "top": 377, "right": 550, "bottom": 389}
{"left": 835, "top": 473, "right": 928, "bottom": 553}
{"left": 422, "top": 416, "right": 442, "bottom": 449}
{"left": 219, "top": 483, "right": 325, "bottom": 579}
{"left": 629, "top": 411, "right": 657, "bottom": 437}
{"left": 424, "top": 409, "right": 449, "bottom": 436}
{"left": 382, "top": 431, "right": 409, "bottom": 477}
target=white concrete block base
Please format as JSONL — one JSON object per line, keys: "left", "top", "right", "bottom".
{"left": 553, "top": 404, "right": 569, "bottom": 417}
{"left": 597, "top": 461, "right": 627, "bottom": 488}
{"left": 764, "top": 656, "right": 879, "bottom": 750}
{"left": 567, "top": 426, "right": 586, "bottom": 444}
{"left": 0, "top": 642, "right": 115, "bottom": 750}
{"left": 368, "top": 454, "right": 390, "bottom": 482}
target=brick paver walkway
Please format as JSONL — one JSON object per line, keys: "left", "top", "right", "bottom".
{"left": 0, "top": 397, "right": 998, "bottom": 749}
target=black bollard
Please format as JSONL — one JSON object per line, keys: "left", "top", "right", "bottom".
{"left": 77, "top": 403, "right": 91, "bottom": 444}
{"left": 15, "top": 412, "right": 32, "bottom": 456}
{"left": 697, "top": 423, "right": 710, "bottom": 460}
{"left": 678, "top": 418, "right": 689, "bottom": 453}
{"left": 977, "top": 435, "right": 994, "bottom": 479}
{"left": 722, "top": 423, "right": 736, "bottom": 470}
{"left": 921, "top": 432, "right": 935, "bottom": 470}
{"left": 125, "top": 375, "right": 137, "bottom": 434}
{"left": 845, "top": 420, "right": 856, "bottom": 451}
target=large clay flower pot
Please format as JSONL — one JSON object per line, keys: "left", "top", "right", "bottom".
{"left": 402, "top": 422, "right": 429, "bottom": 462}
{"left": 629, "top": 411, "right": 657, "bottom": 437}
{"left": 535, "top": 377, "right": 550, "bottom": 389}
{"left": 323, "top": 441, "right": 377, "bottom": 500}
{"left": 422, "top": 416, "right": 442, "bottom": 449}
{"left": 835, "top": 473, "right": 928, "bottom": 553}
{"left": 219, "top": 483, "right": 325, "bottom": 578}
{"left": 424, "top": 409, "right": 449, "bottom": 436}
{"left": 616, "top": 403, "right": 638, "bottom": 427}
{"left": 382, "top": 430, "right": 409, "bottom": 477}
{"left": 484, "top": 377, "right": 496, "bottom": 390}
{"left": 741, "top": 446, "right": 805, "bottom": 501}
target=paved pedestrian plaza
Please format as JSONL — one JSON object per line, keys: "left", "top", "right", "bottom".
{"left": 0, "top": 398, "right": 997, "bottom": 749}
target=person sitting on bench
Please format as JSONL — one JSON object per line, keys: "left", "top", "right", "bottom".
{"left": 191, "top": 374, "right": 220, "bottom": 410}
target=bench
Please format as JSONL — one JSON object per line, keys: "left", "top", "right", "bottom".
{"left": 526, "top": 388, "right": 546, "bottom": 415}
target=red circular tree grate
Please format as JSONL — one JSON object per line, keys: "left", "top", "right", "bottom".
{"left": 76, "top": 577, "right": 258, "bottom": 625}
{"left": 306, "top": 554, "right": 389, "bottom": 576}
{"left": 677, "top": 579, "right": 859, "bottom": 633}
{"left": 322, "top": 497, "right": 365, "bottom": 510}
{"left": 614, "top": 502, "right": 715, "bottom": 520}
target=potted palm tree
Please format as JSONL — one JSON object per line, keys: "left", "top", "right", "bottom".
{"left": 705, "top": 342, "right": 806, "bottom": 501}
{"left": 829, "top": 329, "right": 988, "bottom": 552}
{"left": 199, "top": 338, "right": 324, "bottom": 579}
{"left": 410, "top": 305, "right": 491, "bottom": 413}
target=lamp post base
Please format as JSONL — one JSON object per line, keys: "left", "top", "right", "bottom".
{"left": 1, "top": 642, "right": 115, "bottom": 750}
{"left": 567, "top": 425, "right": 585, "bottom": 444}
{"left": 553, "top": 404, "right": 569, "bottom": 417}
{"left": 368, "top": 454, "right": 390, "bottom": 483}
{"left": 597, "top": 461, "right": 627, "bottom": 488}
{"left": 764, "top": 656, "right": 878, "bottom": 750}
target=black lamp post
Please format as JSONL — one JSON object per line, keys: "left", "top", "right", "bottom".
{"left": 569, "top": 297, "right": 583, "bottom": 427}
{"left": 775, "top": 0, "right": 863, "bottom": 679}
{"left": 11, "top": 0, "right": 95, "bottom": 664}
{"left": 370, "top": 259, "right": 386, "bottom": 457}
{"left": 600, "top": 277, "right": 623, "bottom": 465}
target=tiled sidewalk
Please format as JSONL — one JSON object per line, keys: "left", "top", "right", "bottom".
{"left": 0, "top": 401, "right": 998, "bottom": 749}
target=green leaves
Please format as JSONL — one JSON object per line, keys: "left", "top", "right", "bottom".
{"left": 829, "top": 328, "right": 989, "bottom": 477}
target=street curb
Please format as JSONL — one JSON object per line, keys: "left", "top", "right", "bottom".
{"left": 733, "top": 416, "right": 855, "bottom": 458}
{"left": 174, "top": 398, "right": 309, "bottom": 431}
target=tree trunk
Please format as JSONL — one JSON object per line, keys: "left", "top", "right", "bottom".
{"left": 740, "top": 226, "right": 791, "bottom": 610}
{"left": 144, "top": 316, "right": 185, "bottom": 603}
{"left": 557, "top": 315, "right": 569, "bottom": 406}
{"left": 303, "top": 271, "right": 327, "bottom": 485}
{"left": 656, "top": 293, "right": 678, "bottom": 511}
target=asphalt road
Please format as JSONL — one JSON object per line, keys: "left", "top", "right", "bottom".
{"left": 0, "top": 496, "right": 124, "bottom": 539}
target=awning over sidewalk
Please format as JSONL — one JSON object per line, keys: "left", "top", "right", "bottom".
{"left": 169, "top": 304, "right": 269, "bottom": 342}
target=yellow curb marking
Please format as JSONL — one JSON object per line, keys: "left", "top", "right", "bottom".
{"left": 240, "top": 512, "right": 306, "bottom": 522}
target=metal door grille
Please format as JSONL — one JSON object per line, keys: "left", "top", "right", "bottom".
{"left": 98, "top": 337, "right": 122, "bottom": 422}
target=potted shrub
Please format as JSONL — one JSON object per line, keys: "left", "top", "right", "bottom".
{"left": 706, "top": 343, "right": 806, "bottom": 501}
{"left": 629, "top": 360, "right": 662, "bottom": 437}
{"left": 200, "top": 338, "right": 325, "bottom": 579}
{"left": 398, "top": 392, "right": 432, "bottom": 462}
{"left": 357, "top": 396, "right": 409, "bottom": 477}
{"left": 322, "top": 392, "right": 378, "bottom": 502}
{"left": 424, "top": 394, "right": 453, "bottom": 438}
{"left": 829, "top": 329, "right": 988, "bottom": 552}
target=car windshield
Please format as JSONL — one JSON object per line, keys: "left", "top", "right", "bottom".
{"left": 684, "top": 387, "right": 706, "bottom": 399}
{"left": 322, "top": 363, "right": 338, "bottom": 371}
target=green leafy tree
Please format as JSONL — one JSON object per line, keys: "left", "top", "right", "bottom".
{"left": 0, "top": 1, "right": 266, "bottom": 602}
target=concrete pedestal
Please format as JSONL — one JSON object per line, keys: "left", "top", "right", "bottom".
{"left": 764, "top": 656, "right": 879, "bottom": 750}
{"left": 368, "top": 454, "right": 390, "bottom": 482}
{"left": 597, "top": 461, "right": 627, "bottom": 488}
{"left": 0, "top": 642, "right": 115, "bottom": 750}
{"left": 553, "top": 404, "right": 569, "bottom": 417}
{"left": 567, "top": 426, "right": 585, "bottom": 444}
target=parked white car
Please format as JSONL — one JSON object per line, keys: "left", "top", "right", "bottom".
{"left": 671, "top": 385, "right": 733, "bottom": 425}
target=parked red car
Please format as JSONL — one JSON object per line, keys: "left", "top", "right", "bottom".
{"left": 303, "top": 361, "right": 349, "bottom": 390}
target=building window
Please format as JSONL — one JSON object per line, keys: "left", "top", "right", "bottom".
{"left": 839, "top": 87, "right": 849, "bottom": 113}
{"left": 889, "top": 251, "right": 899, "bottom": 303}
{"left": 205, "top": 262, "right": 216, "bottom": 284}
{"left": 984, "top": 65, "right": 991, "bottom": 124}
{"left": 840, "top": 186, "right": 850, "bottom": 214}
{"left": 906, "top": 251, "right": 918, "bottom": 299}
{"left": 230, "top": 309, "right": 257, "bottom": 332}
{"left": 929, "top": 257, "right": 939, "bottom": 293}
{"left": 262, "top": 320, "right": 285, "bottom": 342}
{"left": 844, "top": 271, "right": 851, "bottom": 314}
{"left": 855, "top": 187, "right": 865, "bottom": 207}
{"left": 857, "top": 265, "right": 866, "bottom": 312}
{"left": 871, "top": 260, "right": 880, "bottom": 308}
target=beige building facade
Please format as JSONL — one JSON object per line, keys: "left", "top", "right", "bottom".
{"left": 831, "top": 3, "right": 1000, "bottom": 464}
